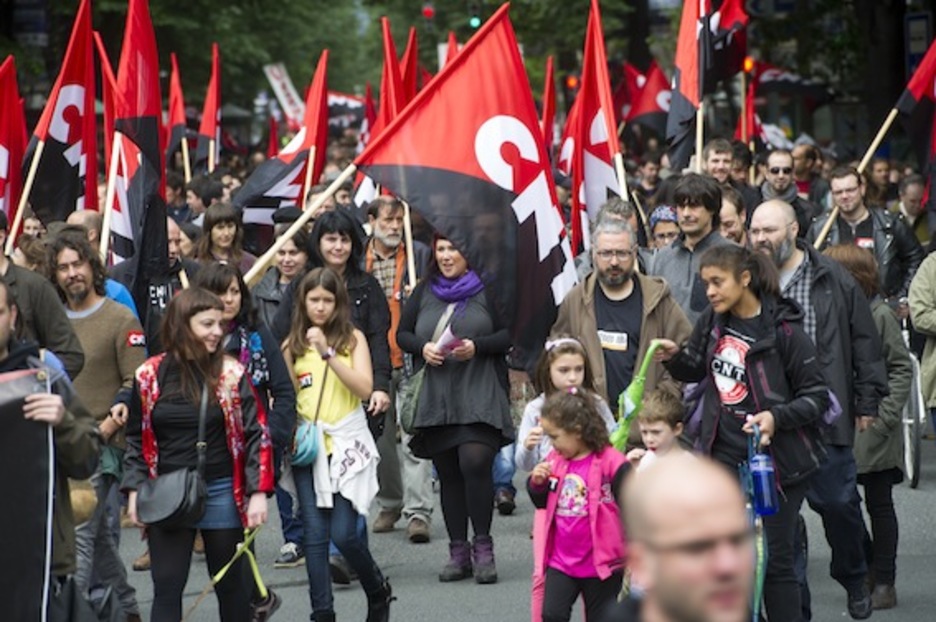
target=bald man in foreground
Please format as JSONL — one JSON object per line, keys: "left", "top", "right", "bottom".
{"left": 612, "top": 454, "right": 754, "bottom": 622}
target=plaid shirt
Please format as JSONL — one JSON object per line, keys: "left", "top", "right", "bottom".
{"left": 371, "top": 250, "right": 398, "bottom": 299}
{"left": 781, "top": 252, "right": 817, "bottom": 343}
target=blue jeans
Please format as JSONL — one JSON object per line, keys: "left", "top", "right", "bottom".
{"left": 275, "top": 483, "right": 304, "bottom": 547}
{"left": 329, "top": 515, "right": 367, "bottom": 557}
{"left": 493, "top": 443, "right": 516, "bottom": 495}
{"left": 795, "top": 444, "right": 868, "bottom": 619}
{"left": 293, "top": 465, "right": 383, "bottom": 614}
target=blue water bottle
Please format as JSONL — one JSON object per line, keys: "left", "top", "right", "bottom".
{"left": 749, "top": 454, "right": 779, "bottom": 516}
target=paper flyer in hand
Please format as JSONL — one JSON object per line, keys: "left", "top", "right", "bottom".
{"left": 436, "top": 325, "right": 464, "bottom": 356}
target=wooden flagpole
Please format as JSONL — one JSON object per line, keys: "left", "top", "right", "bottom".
{"left": 99, "top": 132, "right": 123, "bottom": 261}
{"left": 402, "top": 201, "right": 418, "bottom": 291}
{"left": 694, "top": 104, "right": 704, "bottom": 174}
{"left": 244, "top": 162, "right": 358, "bottom": 287}
{"left": 5, "top": 140, "right": 45, "bottom": 255}
{"left": 813, "top": 107, "right": 900, "bottom": 249}
{"left": 208, "top": 138, "right": 216, "bottom": 174}
{"left": 181, "top": 137, "right": 192, "bottom": 184}
{"left": 301, "top": 146, "right": 317, "bottom": 209}
{"left": 614, "top": 151, "right": 650, "bottom": 242}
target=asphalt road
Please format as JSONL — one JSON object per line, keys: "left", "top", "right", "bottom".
{"left": 118, "top": 440, "right": 936, "bottom": 621}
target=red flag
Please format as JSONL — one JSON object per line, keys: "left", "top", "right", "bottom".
{"left": 419, "top": 65, "right": 434, "bottom": 91}
{"left": 446, "top": 31, "right": 459, "bottom": 66}
{"left": 358, "top": 82, "right": 377, "bottom": 152}
{"left": 612, "top": 63, "right": 644, "bottom": 125}
{"left": 541, "top": 56, "right": 556, "bottom": 155}
{"left": 0, "top": 57, "right": 27, "bottom": 228}
{"left": 114, "top": 0, "right": 168, "bottom": 307}
{"left": 25, "top": 0, "right": 97, "bottom": 222}
{"left": 196, "top": 43, "right": 221, "bottom": 172}
{"left": 166, "top": 52, "right": 188, "bottom": 163}
{"left": 666, "top": 0, "right": 705, "bottom": 171}
{"left": 896, "top": 37, "right": 936, "bottom": 231}
{"left": 627, "top": 61, "right": 671, "bottom": 137}
{"left": 355, "top": 4, "right": 576, "bottom": 371}
{"left": 565, "top": 0, "right": 625, "bottom": 252}
{"left": 400, "top": 27, "right": 419, "bottom": 103}
{"left": 236, "top": 50, "right": 330, "bottom": 225}
{"left": 706, "top": 0, "right": 749, "bottom": 91}
{"left": 267, "top": 115, "right": 279, "bottom": 158}
{"left": 734, "top": 71, "right": 763, "bottom": 143}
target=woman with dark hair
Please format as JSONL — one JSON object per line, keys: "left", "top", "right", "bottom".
{"left": 282, "top": 268, "right": 392, "bottom": 622}
{"left": 825, "top": 244, "right": 910, "bottom": 610}
{"left": 252, "top": 228, "right": 310, "bottom": 330}
{"left": 655, "top": 244, "right": 830, "bottom": 622}
{"left": 122, "top": 288, "right": 274, "bottom": 622}
{"left": 196, "top": 203, "right": 257, "bottom": 273}
{"left": 397, "top": 235, "right": 514, "bottom": 585}
{"left": 194, "top": 262, "right": 301, "bottom": 580}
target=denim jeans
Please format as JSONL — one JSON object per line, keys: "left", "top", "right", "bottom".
{"left": 275, "top": 483, "right": 304, "bottom": 546}
{"left": 293, "top": 464, "right": 384, "bottom": 614}
{"left": 795, "top": 444, "right": 868, "bottom": 619}
{"left": 493, "top": 443, "right": 517, "bottom": 495}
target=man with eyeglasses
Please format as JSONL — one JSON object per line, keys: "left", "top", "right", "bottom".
{"left": 759, "top": 149, "right": 820, "bottom": 238}
{"left": 554, "top": 219, "right": 691, "bottom": 447}
{"left": 609, "top": 453, "right": 755, "bottom": 622}
{"left": 647, "top": 174, "right": 729, "bottom": 324}
{"left": 751, "top": 199, "right": 887, "bottom": 620}
{"left": 807, "top": 166, "right": 924, "bottom": 316}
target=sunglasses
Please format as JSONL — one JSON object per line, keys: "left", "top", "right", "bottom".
{"left": 769, "top": 167, "right": 793, "bottom": 175}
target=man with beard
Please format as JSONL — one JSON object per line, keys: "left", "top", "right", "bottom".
{"left": 718, "top": 186, "right": 747, "bottom": 247}
{"left": 553, "top": 220, "right": 691, "bottom": 447}
{"left": 364, "top": 197, "right": 435, "bottom": 543}
{"left": 50, "top": 232, "right": 143, "bottom": 620}
{"left": 609, "top": 454, "right": 755, "bottom": 622}
{"left": 792, "top": 144, "right": 831, "bottom": 208}
{"left": 750, "top": 199, "right": 887, "bottom": 620}
{"left": 758, "top": 149, "right": 820, "bottom": 238}
{"left": 648, "top": 174, "right": 729, "bottom": 324}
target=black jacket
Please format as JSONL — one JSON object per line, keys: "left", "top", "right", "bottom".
{"left": 665, "top": 297, "right": 829, "bottom": 486}
{"left": 807, "top": 207, "right": 925, "bottom": 301}
{"left": 788, "top": 243, "right": 888, "bottom": 445}
{"left": 271, "top": 270, "right": 391, "bottom": 394}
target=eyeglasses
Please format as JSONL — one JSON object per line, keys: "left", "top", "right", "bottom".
{"left": 653, "top": 231, "right": 679, "bottom": 242}
{"left": 595, "top": 249, "right": 635, "bottom": 261}
{"left": 831, "top": 186, "right": 860, "bottom": 196}
{"left": 768, "top": 167, "right": 792, "bottom": 175}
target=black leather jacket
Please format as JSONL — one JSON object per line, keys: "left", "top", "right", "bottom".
{"left": 807, "top": 207, "right": 925, "bottom": 301}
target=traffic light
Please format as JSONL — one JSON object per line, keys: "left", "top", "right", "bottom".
{"left": 468, "top": 2, "right": 481, "bottom": 29}
{"left": 562, "top": 74, "right": 581, "bottom": 109}
{"left": 422, "top": 2, "right": 436, "bottom": 21}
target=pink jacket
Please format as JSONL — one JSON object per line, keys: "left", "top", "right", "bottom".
{"left": 531, "top": 446, "right": 628, "bottom": 580}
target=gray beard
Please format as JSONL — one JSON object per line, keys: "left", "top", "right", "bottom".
{"left": 374, "top": 231, "right": 402, "bottom": 250}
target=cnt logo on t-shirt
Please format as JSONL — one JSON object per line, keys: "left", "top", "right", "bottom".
{"left": 711, "top": 334, "right": 750, "bottom": 405}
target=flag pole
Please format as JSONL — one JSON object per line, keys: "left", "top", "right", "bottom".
{"left": 748, "top": 140, "right": 756, "bottom": 186}
{"left": 614, "top": 151, "right": 650, "bottom": 242}
{"left": 741, "top": 70, "right": 748, "bottom": 144}
{"left": 694, "top": 104, "right": 704, "bottom": 173}
{"left": 99, "top": 132, "right": 123, "bottom": 260}
{"left": 5, "top": 140, "right": 45, "bottom": 255}
{"left": 813, "top": 107, "right": 899, "bottom": 249}
{"left": 402, "top": 201, "right": 418, "bottom": 290}
{"left": 244, "top": 162, "right": 358, "bottom": 287}
{"left": 208, "top": 138, "right": 216, "bottom": 173}
{"left": 181, "top": 136, "right": 192, "bottom": 183}
{"left": 301, "top": 146, "right": 317, "bottom": 208}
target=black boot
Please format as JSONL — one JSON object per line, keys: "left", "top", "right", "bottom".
{"left": 366, "top": 579, "right": 395, "bottom": 622}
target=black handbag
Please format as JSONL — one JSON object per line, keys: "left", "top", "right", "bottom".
{"left": 136, "top": 384, "right": 209, "bottom": 528}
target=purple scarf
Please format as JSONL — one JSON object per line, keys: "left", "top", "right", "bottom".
{"left": 431, "top": 270, "right": 484, "bottom": 305}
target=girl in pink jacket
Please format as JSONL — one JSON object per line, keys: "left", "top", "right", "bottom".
{"left": 528, "top": 388, "right": 629, "bottom": 622}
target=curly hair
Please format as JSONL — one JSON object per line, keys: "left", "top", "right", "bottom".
{"left": 47, "top": 231, "right": 107, "bottom": 301}
{"left": 541, "top": 388, "right": 610, "bottom": 454}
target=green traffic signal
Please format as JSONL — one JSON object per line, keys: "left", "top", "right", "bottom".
{"left": 469, "top": 15, "right": 481, "bottom": 28}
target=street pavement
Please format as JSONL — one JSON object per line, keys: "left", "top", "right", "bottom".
{"left": 118, "top": 440, "right": 936, "bottom": 620}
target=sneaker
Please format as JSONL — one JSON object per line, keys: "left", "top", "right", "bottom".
{"left": 372, "top": 509, "right": 401, "bottom": 533}
{"left": 274, "top": 542, "right": 304, "bottom": 569}
{"left": 252, "top": 589, "right": 282, "bottom": 622}
{"left": 132, "top": 549, "right": 150, "bottom": 572}
{"left": 847, "top": 584, "right": 873, "bottom": 620}
{"left": 407, "top": 518, "right": 431, "bottom": 544}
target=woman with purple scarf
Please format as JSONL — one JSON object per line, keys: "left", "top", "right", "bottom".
{"left": 397, "top": 235, "right": 514, "bottom": 585}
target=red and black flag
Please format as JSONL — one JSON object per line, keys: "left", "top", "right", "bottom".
{"left": 627, "top": 61, "right": 671, "bottom": 137}
{"left": 235, "top": 50, "right": 330, "bottom": 226}
{"left": 113, "top": 0, "right": 168, "bottom": 305}
{"left": 354, "top": 17, "right": 406, "bottom": 209}
{"left": 195, "top": 43, "right": 221, "bottom": 173}
{"left": 755, "top": 60, "right": 834, "bottom": 104}
{"left": 541, "top": 56, "right": 556, "bottom": 156}
{"left": 24, "top": 0, "right": 97, "bottom": 224}
{"left": 564, "top": 0, "right": 625, "bottom": 252}
{"left": 612, "top": 62, "right": 644, "bottom": 125}
{"left": 355, "top": 4, "right": 577, "bottom": 371}
{"left": 166, "top": 52, "right": 189, "bottom": 167}
{"left": 0, "top": 57, "right": 27, "bottom": 228}
{"left": 357, "top": 82, "right": 377, "bottom": 153}
{"left": 703, "top": 0, "right": 749, "bottom": 92}
{"left": 896, "top": 37, "right": 936, "bottom": 232}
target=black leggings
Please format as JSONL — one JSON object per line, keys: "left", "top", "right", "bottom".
{"left": 148, "top": 526, "right": 251, "bottom": 622}
{"left": 433, "top": 443, "right": 496, "bottom": 541}
{"left": 541, "top": 567, "right": 622, "bottom": 622}
{"left": 861, "top": 471, "right": 899, "bottom": 585}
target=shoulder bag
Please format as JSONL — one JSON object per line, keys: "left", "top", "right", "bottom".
{"left": 136, "top": 384, "right": 209, "bottom": 528}
{"left": 399, "top": 303, "right": 456, "bottom": 434}
{"left": 291, "top": 365, "right": 329, "bottom": 467}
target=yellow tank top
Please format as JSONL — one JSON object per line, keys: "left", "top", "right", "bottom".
{"left": 294, "top": 348, "right": 361, "bottom": 454}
